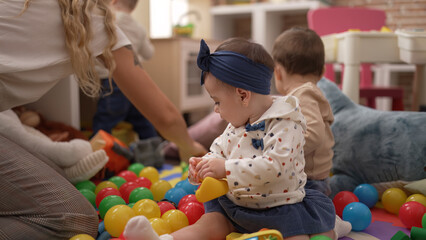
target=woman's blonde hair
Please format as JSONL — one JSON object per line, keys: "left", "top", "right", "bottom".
{"left": 22, "top": 0, "right": 117, "bottom": 97}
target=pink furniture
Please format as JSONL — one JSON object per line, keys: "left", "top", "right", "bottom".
{"left": 308, "top": 7, "right": 404, "bottom": 110}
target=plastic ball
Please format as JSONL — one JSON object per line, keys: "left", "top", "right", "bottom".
{"left": 104, "top": 204, "right": 135, "bottom": 237}
{"left": 309, "top": 236, "right": 332, "bottom": 240}
{"left": 179, "top": 201, "right": 205, "bottom": 225}
{"left": 139, "top": 166, "right": 160, "bottom": 183}
{"left": 175, "top": 179, "right": 198, "bottom": 195}
{"left": 164, "top": 187, "right": 187, "bottom": 206}
{"left": 128, "top": 202, "right": 135, "bottom": 208}
{"left": 333, "top": 191, "right": 359, "bottom": 217}
{"left": 69, "top": 234, "right": 95, "bottom": 240}
{"left": 98, "top": 195, "right": 126, "bottom": 219}
{"left": 132, "top": 199, "right": 161, "bottom": 219}
{"left": 128, "top": 187, "right": 154, "bottom": 203}
{"left": 162, "top": 209, "right": 189, "bottom": 232}
{"left": 118, "top": 170, "right": 138, "bottom": 182}
{"left": 422, "top": 212, "right": 426, "bottom": 228}
{"left": 406, "top": 194, "right": 426, "bottom": 208}
{"left": 178, "top": 194, "right": 199, "bottom": 209}
{"left": 181, "top": 170, "right": 189, "bottom": 181}
{"left": 149, "top": 217, "right": 172, "bottom": 236}
{"left": 96, "top": 187, "right": 122, "bottom": 208}
{"left": 128, "top": 163, "right": 145, "bottom": 175}
{"left": 398, "top": 201, "right": 426, "bottom": 229}
{"left": 108, "top": 176, "right": 127, "bottom": 189}
{"left": 158, "top": 201, "right": 176, "bottom": 216}
{"left": 353, "top": 183, "right": 378, "bottom": 208}
{"left": 342, "top": 202, "right": 372, "bottom": 231}
{"left": 75, "top": 180, "right": 96, "bottom": 192}
{"left": 119, "top": 181, "right": 147, "bottom": 203}
{"left": 134, "top": 177, "right": 152, "bottom": 189}
{"left": 150, "top": 180, "right": 172, "bottom": 201}
{"left": 95, "top": 181, "right": 118, "bottom": 195}
{"left": 79, "top": 189, "right": 96, "bottom": 208}
{"left": 382, "top": 188, "right": 407, "bottom": 214}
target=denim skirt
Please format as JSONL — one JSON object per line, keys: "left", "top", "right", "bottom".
{"left": 204, "top": 188, "right": 335, "bottom": 237}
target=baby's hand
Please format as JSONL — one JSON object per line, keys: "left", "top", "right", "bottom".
{"left": 196, "top": 158, "right": 226, "bottom": 180}
{"left": 188, "top": 157, "right": 203, "bottom": 184}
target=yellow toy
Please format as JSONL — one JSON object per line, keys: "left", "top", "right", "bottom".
{"left": 195, "top": 177, "right": 229, "bottom": 203}
{"left": 226, "top": 229, "right": 283, "bottom": 240}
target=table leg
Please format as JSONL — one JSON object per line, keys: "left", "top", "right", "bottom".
{"left": 412, "top": 64, "right": 426, "bottom": 111}
{"left": 342, "top": 64, "right": 360, "bottom": 104}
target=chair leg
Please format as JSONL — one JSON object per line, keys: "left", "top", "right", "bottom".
{"left": 366, "top": 97, "right": 376, "bottom": 109}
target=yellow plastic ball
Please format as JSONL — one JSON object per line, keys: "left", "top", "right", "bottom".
{"left": 406, "top": 193, "right": 426, "bottom": 207}
{"left": 104, "top": 204, "right": 136, "bottom": 237}
{"left": 69, "top": 234, "right": 95, "bottom": 240}
{"left": 139, "top": 166, "right": 160, "bottom": 183}
{"left": 381, "top": 188, "right": 407, "bottom": 214}
{"left": 132, "top": 199, "right": 161, "bottom": 219}
{"left": 149, "top": 217, "right": 172, "bottom": 236}
{"left": 161, "top": 209, "right": 189, "bottom": 232}
{"left": 150, "top": 180, "right": 172, "bottom": 201}
{"left": 95, "top": 181, "right": 118, "bottom": 195}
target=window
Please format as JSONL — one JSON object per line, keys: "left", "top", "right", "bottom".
{"left": 150, "top": 0, "right": 188, "bottom": 38}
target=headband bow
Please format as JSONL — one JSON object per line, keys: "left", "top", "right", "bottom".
{"left": 197, "top": 39, "right": 272, "bottom": 95}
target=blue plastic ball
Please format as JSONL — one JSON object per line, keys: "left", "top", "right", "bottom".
{"left": 175, "top": 179, "right": 198, "bottom": 195}
{"left": 342, "top": 202, "right": 372, "bottom": 231}
{"left": 164, "top": 187, "right": 188, "bottom": 205}
{"left": 353, "top": 183, "right": 378, "bottom": 208}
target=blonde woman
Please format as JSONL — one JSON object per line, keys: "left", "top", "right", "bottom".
{"left": 0, "top": 0, "right": 206, "bottom": 239}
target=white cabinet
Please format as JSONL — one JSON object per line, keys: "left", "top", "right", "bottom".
{"left": 142, "top": 38, "right": 221, "bottom": 113}
{"left": 210, "top": 1, "right": 327, "bottom": 52}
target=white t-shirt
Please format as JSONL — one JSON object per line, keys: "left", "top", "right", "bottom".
{"left": 203, "top": 96, "right": 308, "bottom": 209}
{"left": 0, "top": 0, "right": 130, "bottom": 111}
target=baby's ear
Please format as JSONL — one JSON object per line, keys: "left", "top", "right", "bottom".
{"left": 236, "top": 88, "right": 250, "bottom": 105}
{"left": 274, "top": 65, "right": 282, "bottom": 81}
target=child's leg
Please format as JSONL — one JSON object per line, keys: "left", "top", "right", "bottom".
{"left": 123, "top": 212, "right": 235, "bottom": 240}
{"left": 172, "top": 212, "right": 235, "bottom": 240}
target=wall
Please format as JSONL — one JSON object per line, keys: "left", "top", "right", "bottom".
{"left": 332, "top": 0, "right": 426, "bottom": 31}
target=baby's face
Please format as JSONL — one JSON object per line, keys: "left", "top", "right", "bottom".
{"left": 204, "top": 73, "right": 248, "bottom": 128}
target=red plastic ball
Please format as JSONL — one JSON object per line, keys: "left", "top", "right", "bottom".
{"left": 117, "top": 170, "right": 138, "bottom": 182}
{"left": 178, "top": 194, "right": 199, "bottom": 209}
{"left": 119, "top": 181, "right": 146, "bottom": 203}
{"left": 134, "top": 177, "right": 152, "bottom": 189}
{"left": 96, "top": 187, "right": 122, "bottom": 208}
{"left": 179, "top": 201, "right": 205, "bottom": 225}
{"left": 399, "top": 201, "right": 426, "bottom": 229}
{"left": 158, "top": 201, "right": 177, "bottom": 216}
{"left": 333, "top": 191, "right": 359, "bottom": 217}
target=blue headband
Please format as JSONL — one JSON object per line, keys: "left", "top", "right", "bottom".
{"left": 197, "top": 39, "right": 272, "bottom": 95}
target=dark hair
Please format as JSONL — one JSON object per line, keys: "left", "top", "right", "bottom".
{"left": 272, "top": 27, "right": 324, "bottom": 77}
{"left": 215, "top": 37, "right": 275, "bottom": 71}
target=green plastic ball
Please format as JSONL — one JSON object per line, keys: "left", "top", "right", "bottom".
{"left": 108, "top": 176, "right": 127, "bottom": 188}
{"left": 128, "top": 187, "right": 154, "bottom": 203}
{"left": 75, "top": 180, "right": 96, "bottom": 192}
{"left": 98, "top": 195, "right": 126, "bottom": 219}
{"left": 79, "top": 189, "right": 96, "bottom": 208}
{"left": 422, "top": 212, "right": 426, "bottom": 228}
{"left": 128, "top": 163, "right": 145, "bottom": 175}
{"left": 310, "top": 235, "right": 332, "bottom": 240}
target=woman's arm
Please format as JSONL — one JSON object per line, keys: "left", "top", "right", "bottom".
{"left": 109, "top": 45, "right": 206, "bottom": 161}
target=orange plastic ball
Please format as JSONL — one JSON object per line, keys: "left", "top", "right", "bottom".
{"left": 381, "top": 188, "right": 407, "bottom": 214}
{"left": 104, "top": 205, "right": 136, "bottom": 237}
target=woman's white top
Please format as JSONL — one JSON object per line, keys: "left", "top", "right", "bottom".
{"left": 0, "top": 0, "right": 130, "bottom": 111}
